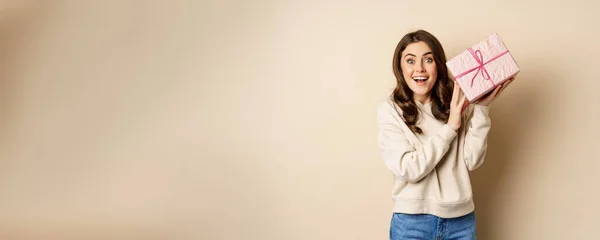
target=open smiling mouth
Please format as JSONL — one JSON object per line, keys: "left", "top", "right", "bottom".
{"left": 413, "top": 76, "right": 428, "bottom": 85}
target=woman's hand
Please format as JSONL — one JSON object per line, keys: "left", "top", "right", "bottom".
{"left": 447, "top": 81, "right": 470, "bottom": 131}
{"left": 476, "top": 77, "right": 515, "bottom": 106}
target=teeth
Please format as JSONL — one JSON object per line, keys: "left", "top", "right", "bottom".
{"left": 413, "top": 77, "right": 428, "bottom": 80}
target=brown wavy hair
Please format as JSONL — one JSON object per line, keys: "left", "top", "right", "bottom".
{"left": 391, "top": 30, "right": 453, "bottom": 135}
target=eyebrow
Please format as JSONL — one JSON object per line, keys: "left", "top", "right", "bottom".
{"left": 403, "top": 52, "right": 433, "bottom": 58}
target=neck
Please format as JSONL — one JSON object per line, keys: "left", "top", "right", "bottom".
{"left": 414, "top": 95, "right": 432, "bottom": 105}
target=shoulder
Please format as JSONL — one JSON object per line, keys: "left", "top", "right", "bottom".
{"left": 377, "top": 98, "right": 405, "bottom": 124}
{"left": 377, "top": 98, "right": 399, "bottom": 117}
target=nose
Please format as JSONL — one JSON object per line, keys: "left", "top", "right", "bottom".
{"left": 415, "top": 60, "right": 425, "bottom": 72}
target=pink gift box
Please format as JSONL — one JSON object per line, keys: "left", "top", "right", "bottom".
{"left": 446, "top": 33, "right": 520, "bottom": 103}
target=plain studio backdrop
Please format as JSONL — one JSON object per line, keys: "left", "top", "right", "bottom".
{"left": 0, "top": 0, "right": 598, "bottom": 239}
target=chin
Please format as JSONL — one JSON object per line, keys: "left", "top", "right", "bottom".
{"left": 410, "top": 87, "right": 432, "bottom": 96}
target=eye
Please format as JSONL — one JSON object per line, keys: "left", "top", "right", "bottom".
{"left": 407, "top": 59, "right": 415, "bottom": 64}
{"left": 425, "top": 57, "right": 434, "bottom": 63}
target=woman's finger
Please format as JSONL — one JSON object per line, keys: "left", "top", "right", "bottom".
{"left": 497, "top": 79, "right": 512, "bottom": 97}
{"left": 491, "top": 84, "right": 503, "bottom": 99}
{"left": 452, "top": 81, "right": 460, "bottom": 105}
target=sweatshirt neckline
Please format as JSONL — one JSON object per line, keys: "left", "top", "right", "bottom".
{"left": 415, "top": 101, "right": 432, "bottom": 107}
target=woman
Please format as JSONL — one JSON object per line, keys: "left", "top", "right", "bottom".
{"left": 377, "top": 29, "right": 513, "bottom": 239}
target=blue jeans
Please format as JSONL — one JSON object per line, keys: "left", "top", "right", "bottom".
{"left": 390, "top": 212, "right": 477, "bottom": 240}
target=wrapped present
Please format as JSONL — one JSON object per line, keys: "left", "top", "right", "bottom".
{"left": 446, "top": 33, "right": 520, "bottom": 103}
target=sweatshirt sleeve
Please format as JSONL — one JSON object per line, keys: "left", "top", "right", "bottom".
{"left": 377, "top": 101, "right": 457, "bottom": 183}
{"left": 462, "top": 104, "right": 492, "bottom": 171}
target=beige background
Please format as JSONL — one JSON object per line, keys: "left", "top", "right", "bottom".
{"left": 0, "top": 0, "right": 598, "bottom": 239}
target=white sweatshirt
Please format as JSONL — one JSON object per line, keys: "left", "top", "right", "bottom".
{"left": 377, "top": 99, "right": 491, "bottom": 218}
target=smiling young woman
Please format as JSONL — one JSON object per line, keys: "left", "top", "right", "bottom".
{"left": 377, "top": 29, "right": 513, "bottom": 240}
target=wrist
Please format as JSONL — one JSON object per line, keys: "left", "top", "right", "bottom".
{"left": 447, "top": 123, "right": 460, "bottom": 131}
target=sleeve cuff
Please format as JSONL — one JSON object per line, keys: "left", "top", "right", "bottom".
{"left": 474, "top": 104, "right": 490, "bottom": 116}
{"left": 439, "top": 124, "right": 458, "bottom": 142}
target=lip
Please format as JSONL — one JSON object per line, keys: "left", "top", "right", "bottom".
{"left": 415, "top": 79, "right": 427, "bottom": 86}
{"left": 412, "top": 76, "right": 429, "bottom": 86}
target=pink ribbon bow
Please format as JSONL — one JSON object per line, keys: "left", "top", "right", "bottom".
{"left": 453, "top": 48, "right": 509, "bottom": 87}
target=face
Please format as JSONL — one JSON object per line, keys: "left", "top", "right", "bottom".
{"left": 400, "top": 41, "right": 438, "bottom": 102}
